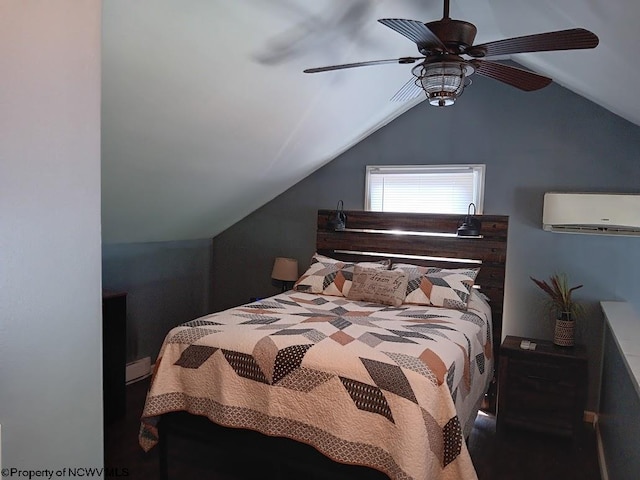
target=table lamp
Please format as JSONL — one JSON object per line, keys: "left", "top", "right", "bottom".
{"left": 271, "top": 257, "right": 299, "bottom": 292}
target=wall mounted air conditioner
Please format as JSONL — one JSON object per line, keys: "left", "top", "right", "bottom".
{"left": 543, "top": 192, "right": 640, "bottom": 236}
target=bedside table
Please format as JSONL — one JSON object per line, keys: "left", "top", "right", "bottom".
{"left": 497, "top": 335, "right": 588, "bottom": 438}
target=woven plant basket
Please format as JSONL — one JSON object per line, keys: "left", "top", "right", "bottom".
{"left": 553, "top": 318, "right": 575, "bottom": 347}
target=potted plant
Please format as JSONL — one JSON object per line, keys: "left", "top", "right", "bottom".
{"left": 530, "top": 273, "right": 583, "bottom": 346}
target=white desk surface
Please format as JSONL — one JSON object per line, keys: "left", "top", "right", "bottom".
{"left": 601, "top": 301, "right": 640, "bottom": 397}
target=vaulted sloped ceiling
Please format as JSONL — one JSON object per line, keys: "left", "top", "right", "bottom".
{"left": 101, "top": 0, "right": 640, "bottom": 243}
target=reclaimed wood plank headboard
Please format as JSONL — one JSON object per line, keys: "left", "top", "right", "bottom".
{"left": 316, "top": 209, "right": 509, "bottom": 404}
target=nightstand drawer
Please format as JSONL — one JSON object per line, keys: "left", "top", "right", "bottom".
{"left": 497, "top": 336, "right": 588, "bottom": 438}
{"left": 507, "top": 374, "right": 578, "bottom": 399}
{"left": 505, "top": 386, "right": 575, "bottom": 415}
{"left": 507, "top": 358, "right": 579, "bottom": 389}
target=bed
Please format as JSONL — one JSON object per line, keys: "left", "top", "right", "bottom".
{"left": 139, "top": 210, "right": 509, "bottom": 480}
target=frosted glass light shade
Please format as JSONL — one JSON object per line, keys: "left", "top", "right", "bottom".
{"left": 422, "top": 62, "right": 466, "bottom": 106}
{"left": 410, "top": 58, "right": 475, "bottom": 107}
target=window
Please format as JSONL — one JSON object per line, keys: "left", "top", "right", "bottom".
{"left": 365, "top": 164, "right": 485, "bottom": 214}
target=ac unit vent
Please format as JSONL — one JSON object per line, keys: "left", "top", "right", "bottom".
{"left": 549, "top": 225, "right": 640, "bottom": 236}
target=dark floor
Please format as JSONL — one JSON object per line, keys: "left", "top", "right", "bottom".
{"left": 105, "top": 378, "right": 602, "bottom": 480}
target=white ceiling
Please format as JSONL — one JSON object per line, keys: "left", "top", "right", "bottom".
{"left": 101, "top": 0, "right": 640, "bottom": 243}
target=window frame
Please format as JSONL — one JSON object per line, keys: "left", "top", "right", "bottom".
{"left": 364, "top": 164, "right": 486, "bottom": 214}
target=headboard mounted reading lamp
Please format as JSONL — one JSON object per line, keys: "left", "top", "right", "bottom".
{"left": 327, "top": 200, "right": 347, "bottom": 231}
{"left": 457, "top": 203, "right": 481, "bottom": 237}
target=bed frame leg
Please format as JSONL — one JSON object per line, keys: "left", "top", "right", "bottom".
{"left": 158, "top": 419, "right": 169, "bottom": 480}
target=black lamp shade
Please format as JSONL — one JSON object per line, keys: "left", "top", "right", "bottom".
{"left": 327, "top": 200, "right": 347, "bottom": 231}
{"left": 457, "top": 203, "right": 481, "bottom": 236}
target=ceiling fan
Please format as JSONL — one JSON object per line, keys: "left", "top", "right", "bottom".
{"left": 303, "top": 0, "right": 599, "bottom": 106}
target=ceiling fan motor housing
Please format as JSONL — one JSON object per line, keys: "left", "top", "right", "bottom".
{"left": 423, "top": 19, "right": 477, "bottom": 54}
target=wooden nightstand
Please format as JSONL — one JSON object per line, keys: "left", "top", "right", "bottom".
{"left": 497, "top": 335, "right": 588, "bottom": 438}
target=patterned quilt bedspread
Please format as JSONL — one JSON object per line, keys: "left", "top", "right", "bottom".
{"left": 140, "top": 290, "right": 493, "bottom": 480}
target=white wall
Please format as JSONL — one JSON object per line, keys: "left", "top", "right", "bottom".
{"left": 0, "top": 0, "right": 103, "bottom": 471}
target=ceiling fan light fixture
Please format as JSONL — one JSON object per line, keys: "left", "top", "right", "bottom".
{"left": 304, "top": 2, "right": 599, "bottom": 104}
{"left": 424, "top": 63, "right": 463, "bottom": 106}
{"left": 414, "top": 59, "right": 474, "bottom": 106}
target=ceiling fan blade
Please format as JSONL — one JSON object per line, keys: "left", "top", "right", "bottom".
{"left": 378, "top": 19, "right": 446, "bottom": 52}
{"left": 304, "top": 57, "right": 422, "bottom": 73}
{"left": 469, "top": 28, "right": 598, "bottom": 58}
{"left": 472, "top": 60, "right": 552, "bottom": 91}
{"left": 390, "top": 78, "right": 424, "bottom": 102}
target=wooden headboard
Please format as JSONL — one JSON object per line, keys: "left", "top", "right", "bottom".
{"left": 316, "top": 209, "right": 509, "bottom": 372}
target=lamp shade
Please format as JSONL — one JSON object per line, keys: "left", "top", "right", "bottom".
{"left": 271, "top": 257, "right": 299, "bottom": 282}
{"left": 457, "top": 203, "right": 481, "bottom": 237}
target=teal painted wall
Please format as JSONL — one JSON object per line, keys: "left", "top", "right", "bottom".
{"left": 102, "top": 240, "right": 213, "bottom": 361}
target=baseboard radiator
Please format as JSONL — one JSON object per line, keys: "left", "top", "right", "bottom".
{"left": 126, "top": 357, "right": 151, "bottom": 385}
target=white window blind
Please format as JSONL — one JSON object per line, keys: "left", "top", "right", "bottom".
{"left": 365, "top": 165, "right": 485, "bottom": 214}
